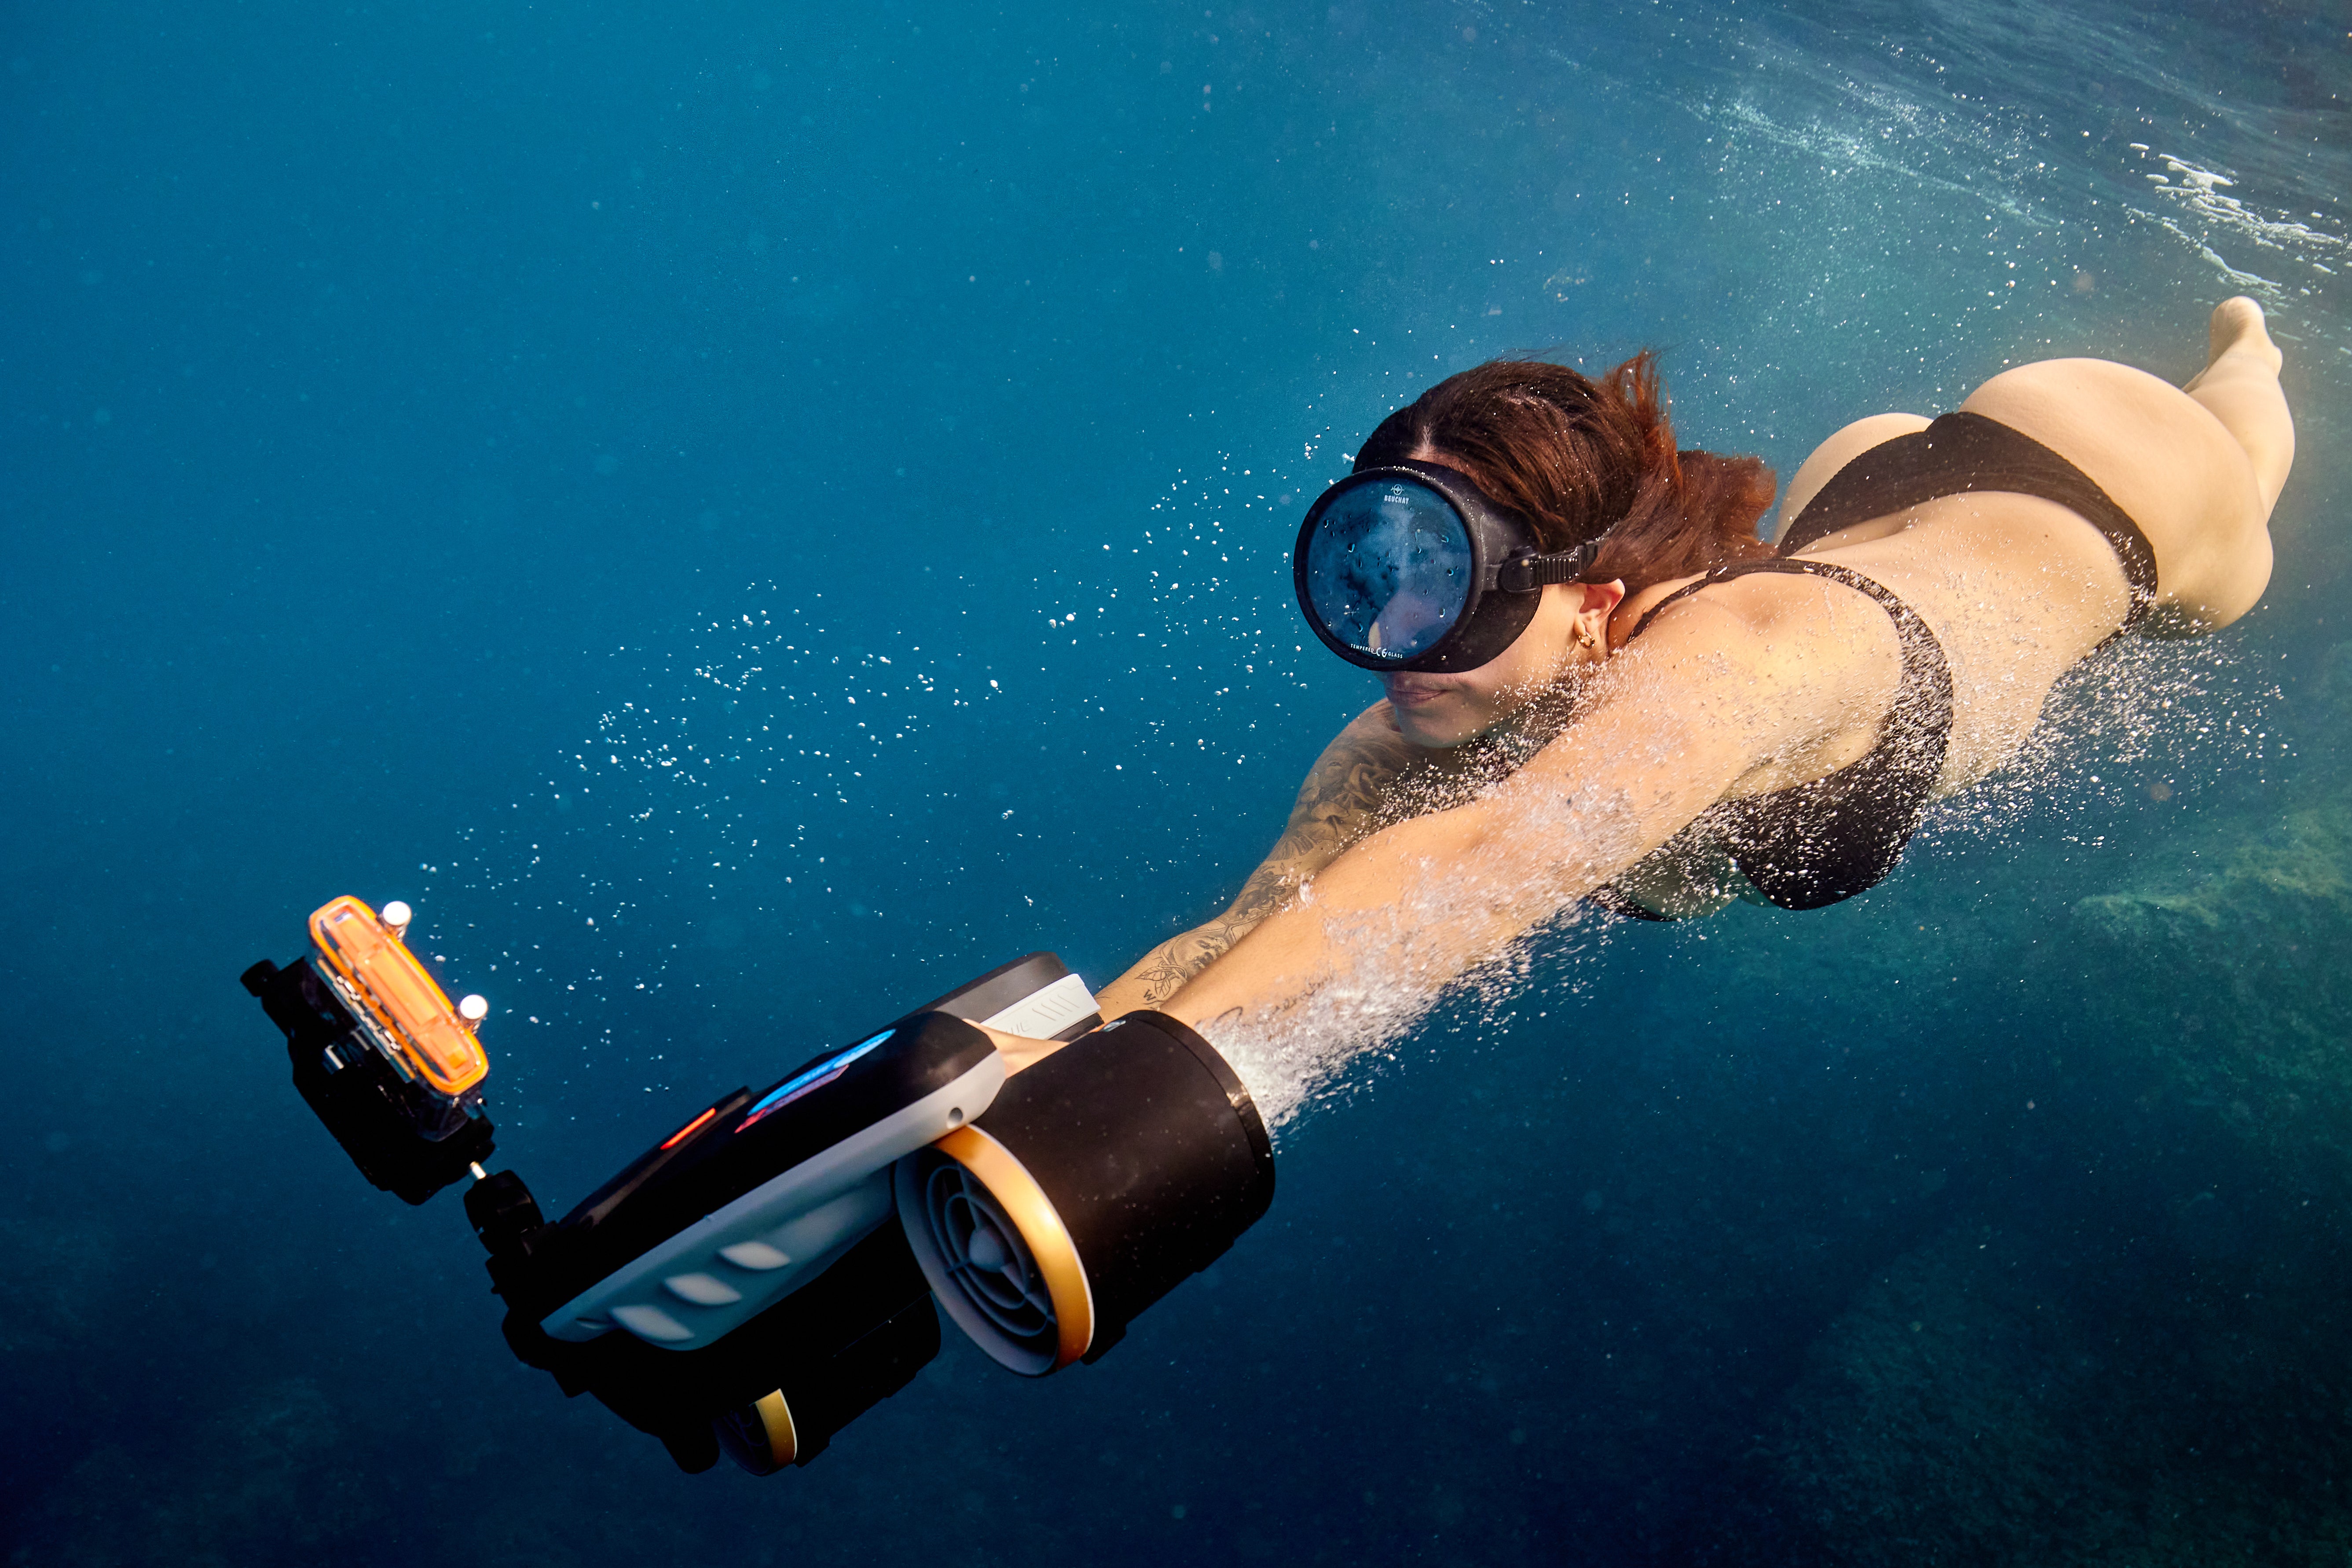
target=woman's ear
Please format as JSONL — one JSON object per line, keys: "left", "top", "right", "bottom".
{"left": 1561, "top": 580, "right": 1625, "bottom": 656}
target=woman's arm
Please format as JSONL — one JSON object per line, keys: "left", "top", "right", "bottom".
{"left": 1095, "top": 704, "right": 1423, "bottom": 1015}
{"left": 1153, "top": 596, "right": 1839, "bottom": 1036}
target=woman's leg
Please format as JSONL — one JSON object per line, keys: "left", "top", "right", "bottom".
{"left": 1959, "top": 298, "right": 2292, "bottom": 633}
{"left": 2182, "top": 297, "right": 2294, "bottom": 514}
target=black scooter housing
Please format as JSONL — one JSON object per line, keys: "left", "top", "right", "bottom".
{"left": 458, "top": 953, "right": 1104, "bottom": 1472}
{"left": 245, "top": 937, "right": 1279, "bottom": 1476}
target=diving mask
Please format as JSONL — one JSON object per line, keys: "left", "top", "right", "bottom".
{"left": 1292, "top": 460, "right": 1601, "bottom": 673}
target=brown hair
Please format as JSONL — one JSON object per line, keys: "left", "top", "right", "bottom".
{"left": 1353, "top": 353, "right": 1777, "bottom": 592}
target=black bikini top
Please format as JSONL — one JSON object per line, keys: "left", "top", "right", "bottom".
{"left": 1592, "top": 410, "right": 2158, "bottom": 919}
{"left": 1608, "top": 557, "right": 1955, "bottom": 914}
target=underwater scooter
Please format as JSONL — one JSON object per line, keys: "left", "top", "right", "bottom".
{"left": 242, "top": 897, "right": 1275, "bottom": 1473}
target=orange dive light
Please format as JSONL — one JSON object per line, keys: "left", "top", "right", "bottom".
{"left": 308, "top": 895, "right": 489, "bottom": 1097}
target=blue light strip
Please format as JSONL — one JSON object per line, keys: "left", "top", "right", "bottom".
{"left": 735, "top": 1029, "right": 895, "bottom": 1133}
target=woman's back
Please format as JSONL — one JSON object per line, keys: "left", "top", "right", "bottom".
{"left": 1623, "top": 484, "right": 2132, "bottom": 802}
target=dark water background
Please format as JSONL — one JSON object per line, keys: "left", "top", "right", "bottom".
{"left": 5, "top": 0, "right": 2350, "bottom": 1561}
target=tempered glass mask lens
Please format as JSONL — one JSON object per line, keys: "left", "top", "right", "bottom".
{"left": 1303, "top": 483, "right": 1474, "bottom": 661}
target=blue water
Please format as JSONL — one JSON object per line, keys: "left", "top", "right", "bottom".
{"left": 5, "top": 0, "right": 2349, "bottom": 1560}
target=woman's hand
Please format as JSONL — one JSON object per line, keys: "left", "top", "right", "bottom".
{"left": 979, "top": 1023, "right": 1067, "bottom": 1076}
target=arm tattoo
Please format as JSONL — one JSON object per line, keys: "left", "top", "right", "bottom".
{"left": 1127, "top": 719, "right": 1420, "bottom": 1005}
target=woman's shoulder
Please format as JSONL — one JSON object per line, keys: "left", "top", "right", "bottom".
{"left": 1315, "top": 700, "right": 1422, "bottom": 780}
{"left": 1250, "top": 702, "right": 1433, "bottom": 855}
{"left": 1604, "top": 564, "right": 1902, "bottom": 724}
{"left": 1610, "top": 567, "right": 1808, "bottom": 651}
{"left": 1612, "top": 571, "right": 1711, "bottom": 642}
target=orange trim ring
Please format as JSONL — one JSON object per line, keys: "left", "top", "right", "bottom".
{"left": 930, "top": 1125, "right": 1095, "bottom": 1369}
{"left": 752, "top": 1389, "right": 798, "bottom": 1468}
{"left": 308, "top": 896, "right": 489, "bottom": 1097}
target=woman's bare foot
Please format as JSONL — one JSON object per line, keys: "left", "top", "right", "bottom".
{"left": 2183, "top": 296, "right": 2282, "bottom": 392}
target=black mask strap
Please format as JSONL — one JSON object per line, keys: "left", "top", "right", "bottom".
{"left": 1493, "top": 544, "right": 1598, "bottom": 593}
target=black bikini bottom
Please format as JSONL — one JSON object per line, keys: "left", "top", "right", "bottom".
{"left": 1781, "top": 410, "right": 2159, "bottom": 629}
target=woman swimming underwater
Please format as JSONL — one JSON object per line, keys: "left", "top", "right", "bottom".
{"left": 990, "top": 298, "right": 2295, "bottom": 1065}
